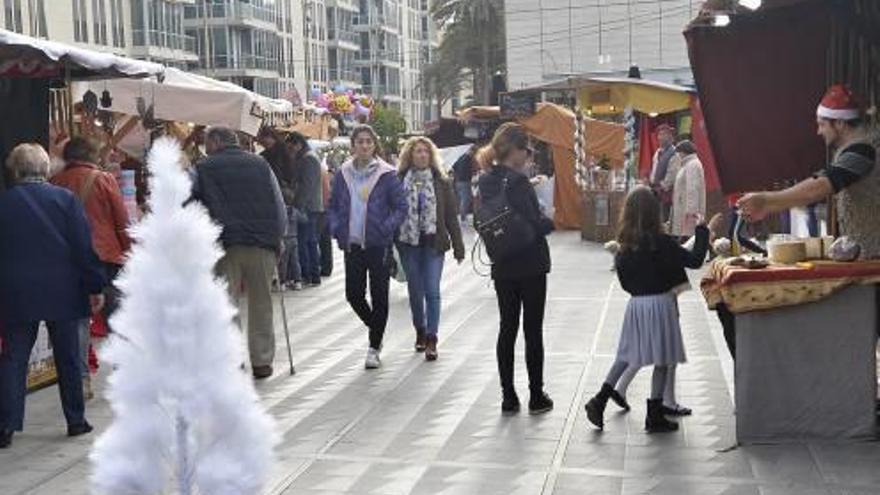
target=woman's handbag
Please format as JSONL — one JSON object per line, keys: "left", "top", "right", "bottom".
{"left": 473, "top": 177, "right": 536, "bottom": 262}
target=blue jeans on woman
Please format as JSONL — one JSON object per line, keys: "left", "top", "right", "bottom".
{"left": 398, "top": 244, "right": 445, "bottom": 337}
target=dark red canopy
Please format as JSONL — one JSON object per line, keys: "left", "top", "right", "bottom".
{"left": 684, "top": 0, "right": 832, "bottom": 194}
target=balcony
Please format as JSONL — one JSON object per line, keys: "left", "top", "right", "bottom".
{"left": 184, "top": 1, "right": 276, "bottom": 30}
{"left": 131, "top": 30, "right": 198, "bottom": 62}
{"left": 352, "top": 13, "right": 399, "bottom": 32}
{"left": 355, "top": 50, "right": 401, "bottom": 66}
{"left": 326, "top": 0, "right": 359, "bottom": 13}
{"left": 362, "top": 84, "right": 402, "bottom": 102}
{"left": 327, "top": 28, "right": 360, "bottom": 51}
{"left": 329, "top": 69, "right": 361, "bottom": 84}
{"left": 196, "top": 54, "right": 279, "bottom": 76}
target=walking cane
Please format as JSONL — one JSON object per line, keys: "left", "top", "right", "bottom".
{"left": 277, "top": 270, "right": 296, "bottom": 376}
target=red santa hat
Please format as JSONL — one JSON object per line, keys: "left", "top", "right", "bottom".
{"left": 817, "top": 84, "right": 862, "bottom": 120}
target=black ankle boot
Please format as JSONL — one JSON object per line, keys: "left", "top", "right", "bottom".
{"left": 414, "top": 328, "right": 426, "bottom": 352}
{"left": 585, "top": 383, "right": 614, "bottom": 429}
{"left": 0, "top": 429, "right": 12, "bottom": 449}
{"left": 501, "top": 391, "right": 521, "bottom": 415}
{"left": 645, "top": 399, "right": 678, "bottom": 433}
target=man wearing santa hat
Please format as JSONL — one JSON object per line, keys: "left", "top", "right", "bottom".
{"left": 738, "top": 84, "right": 879, "bottom": 259}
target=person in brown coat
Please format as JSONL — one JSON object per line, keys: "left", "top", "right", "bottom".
{"left": 395, "top": 137, "right": 465, "bottom": 361}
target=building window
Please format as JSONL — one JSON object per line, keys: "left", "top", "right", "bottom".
{"left": 72, "top": 0, "right": 88, "bottom": 42}
{"left": 113, "top": 0, "right": 126, "bottom": 47}
{"left": 4, "top": 0, "right": 23, "bottom": 33}
{"left": 93, "top": 0, "right": 108, "bottom": 45}
{"left": 26, "top": 0, "right": 46, "bottom": 37}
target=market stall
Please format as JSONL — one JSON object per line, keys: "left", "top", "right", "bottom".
{"left": 509, "top": 76, "right": 725, "bottom": 240}
{"left": 73, "top": 67, "right": 294, "bottom": 137}
{"left": 458, "top": 103, "right": 624, "bottom": 230}
{"left": 0, "top": 28, "right": 164, "bottom": 390}
{"left": 687, "top": 0, "right": 880, "bottom": 442}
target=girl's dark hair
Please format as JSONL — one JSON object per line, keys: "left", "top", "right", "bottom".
{"left": 477, "top": 122, "right": 530, "bottom": 170}
{"left": 616, "top": 185, "right": 663, "bottom": 252}
{"left": 350, "top": 124, "right": 382, "bottom": 157}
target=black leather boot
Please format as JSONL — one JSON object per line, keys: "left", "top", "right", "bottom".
{"left": 414, "top": 328, "right": 426, "bottom": 352}
{"left": 585, "top": 383, "right": 614, "bottom": 429}
{"left": 0, "top": 429, "right": 12, "bottom": 448}
{"left": 645, "top": 399, "right": 678, "bottom": 433}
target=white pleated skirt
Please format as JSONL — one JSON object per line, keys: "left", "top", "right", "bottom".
{"left": 614, "top": 292, "right": 686, "bottom": 367}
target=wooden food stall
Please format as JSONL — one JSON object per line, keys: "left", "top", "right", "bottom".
{"left": 687, "top": 0, "right": 880, "bottom": 442}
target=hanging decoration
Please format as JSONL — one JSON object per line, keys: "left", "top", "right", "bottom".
{"left": 82, "top": 89, "right": 99, "bottom": 115}
{"left": 100, "top": 89, "right": 113, "bottom": 109}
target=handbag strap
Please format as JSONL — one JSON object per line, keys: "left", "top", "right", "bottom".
{"left": 77, "top": 171, "right": 100, "bottom": 204}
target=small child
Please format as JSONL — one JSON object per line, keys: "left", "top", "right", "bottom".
{"left": 585, "top": 186, "right": 709, "bottom": 433}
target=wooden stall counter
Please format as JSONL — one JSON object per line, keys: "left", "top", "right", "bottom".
{"left": 701, "top": 258, "right": 880, "bottom": 443}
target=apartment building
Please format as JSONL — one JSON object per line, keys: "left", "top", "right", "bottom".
{"left": 1, "top": 0, "right": 197, "bottom": 68}
{"left": 350, "top": 0, "right": 434, "bottom": 130}
{"left": 505, "top": 0, "right": 699, "bottom": 89}
{"left": 2, "top": 0, "right": 435, "bottom": 127}
{"left": 325, "top": 0, "right": 360, "bottom": 92}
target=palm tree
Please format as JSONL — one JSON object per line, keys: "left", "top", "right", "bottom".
{"left": 429, "top": 0, "right": 505, "bottom": 106}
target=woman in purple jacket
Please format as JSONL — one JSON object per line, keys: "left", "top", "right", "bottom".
{"left": 327, "top": 125, "right": 407, "bottom": 369}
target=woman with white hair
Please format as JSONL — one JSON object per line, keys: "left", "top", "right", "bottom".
{"left": 396, "top": 137, "right": 465, "bottom": 361}
{"left": 0, "top": 143, "right": 106, "bottom": 449}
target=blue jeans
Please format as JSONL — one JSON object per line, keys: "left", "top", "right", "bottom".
{"left": 0, "top": 319, "right": 86, "bottom": 431}
{"left": 398, "top": 244, "right": 445, "bottom": 337}
{"left": 298, "top": 212, "right": 321, "bottom": 282}
{"left": 455, "top": 181, "right": 472, "bottom": 221}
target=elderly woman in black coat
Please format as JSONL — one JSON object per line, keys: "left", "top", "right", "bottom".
{"left": 0, "top": 143, "right": 106, "bottom": 449}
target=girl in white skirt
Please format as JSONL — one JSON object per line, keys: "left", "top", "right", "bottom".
{"left": 585, "top": 186, "right": 709, "bottom": 433}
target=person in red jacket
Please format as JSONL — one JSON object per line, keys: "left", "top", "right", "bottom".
{"left": 50, "top": 137, "right": 131, "bottom": 397}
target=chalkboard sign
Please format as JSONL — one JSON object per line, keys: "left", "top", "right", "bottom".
{"left": 499, "top": 92, "right": 536, "bottom": 119}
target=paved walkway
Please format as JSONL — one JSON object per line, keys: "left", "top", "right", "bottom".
{"left": 2, "top": 232, "right": 879, "bottom": 495}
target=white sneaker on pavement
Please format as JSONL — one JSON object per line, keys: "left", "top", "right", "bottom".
{"left": 364, "top": 347, "right": 381, "bottom": 369}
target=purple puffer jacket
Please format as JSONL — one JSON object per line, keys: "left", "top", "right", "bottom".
{"left": 327, "top": 158, "right": 407, "bottom": 249}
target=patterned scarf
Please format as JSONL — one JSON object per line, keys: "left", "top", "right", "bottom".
{"left": 398, "top": 168, "right": 437, "bottom": 246}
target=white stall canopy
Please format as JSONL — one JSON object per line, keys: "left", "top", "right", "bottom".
{"left": 73, "top": 67, "right": 294, "bottom": 135}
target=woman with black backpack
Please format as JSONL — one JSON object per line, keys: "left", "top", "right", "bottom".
{"left": 476, "top": 123, "right": 555, "bottom": 416}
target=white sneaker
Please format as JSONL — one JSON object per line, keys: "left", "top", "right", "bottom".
{"left": 364, "top": 347, "right": 381, "bottom": 369}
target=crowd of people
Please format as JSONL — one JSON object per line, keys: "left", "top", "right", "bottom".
{"left": 0, "top": 119, "right": 700, "bottom": 449}
{"left": 5, "top": 83, "right": 868, "bottom": 450}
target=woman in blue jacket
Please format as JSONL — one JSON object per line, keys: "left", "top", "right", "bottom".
{"left": 0, "top": 144, "right": 106, "bottom": 449}
{"left": 327, "top": 125, "right": 407, "bottom": 370}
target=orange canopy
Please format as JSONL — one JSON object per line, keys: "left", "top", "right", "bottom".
{"left": 458, "top": 103, "right": 624, "bottom": 229}
{"left": 523, "top": 104, "right": 624, "bottom": 229}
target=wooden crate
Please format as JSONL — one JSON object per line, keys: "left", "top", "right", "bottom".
{"left": 581, "top": 190, "right": 626, "bottom": 243}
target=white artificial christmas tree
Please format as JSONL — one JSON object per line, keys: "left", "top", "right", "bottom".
{"left": 90, "top": 137, "right": 278, "bottom": 495}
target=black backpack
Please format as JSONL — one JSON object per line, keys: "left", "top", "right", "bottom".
{"left": 474, "top": 177, "right": 536, "bottom": 262}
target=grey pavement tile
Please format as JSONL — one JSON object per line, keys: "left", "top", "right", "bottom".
{"left": 553, "top": 473, "right": 623, "bottom": 495}
{"left": 3, "top": 233, "right": 878, "bottom": 495}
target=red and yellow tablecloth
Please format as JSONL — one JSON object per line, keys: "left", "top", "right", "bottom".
{"left": 701, "top": 259, "right": 880, "bottom": 313}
